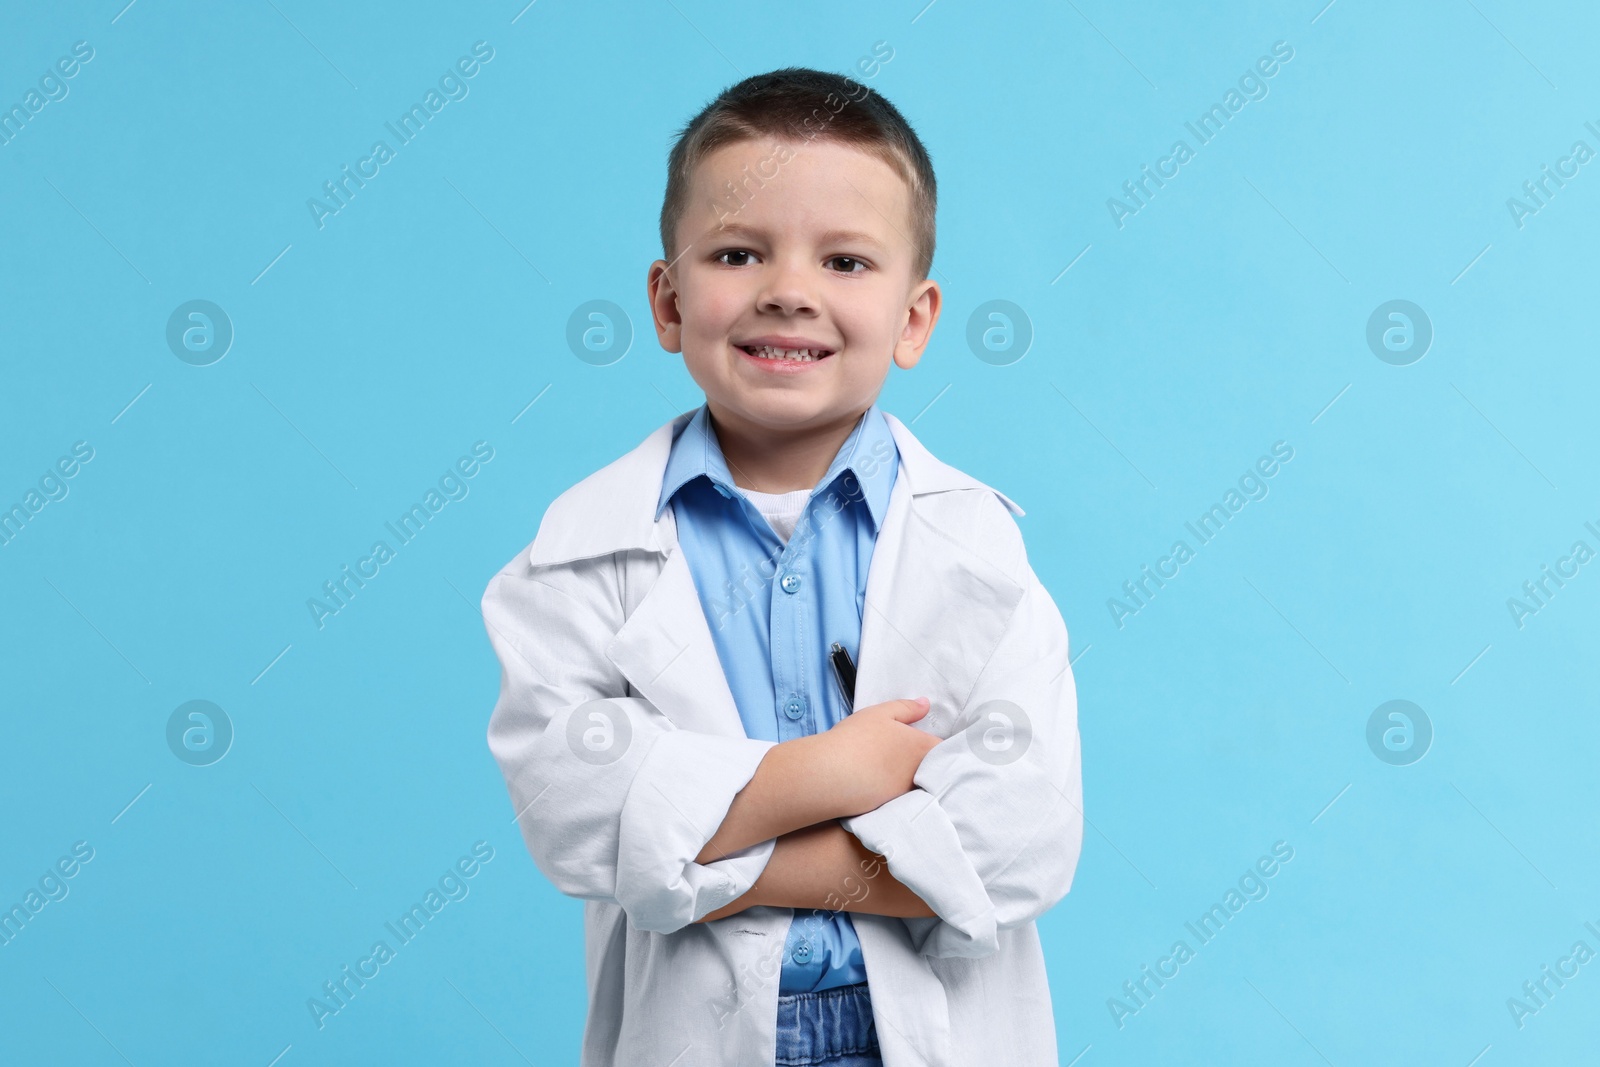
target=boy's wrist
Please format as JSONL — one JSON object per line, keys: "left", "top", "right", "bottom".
{"left": 696, "top": 822, "right": 834, "bottom": 921}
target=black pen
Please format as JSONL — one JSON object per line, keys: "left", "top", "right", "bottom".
{"left": 829, "top": 642, "right": 857, "bottom": 712}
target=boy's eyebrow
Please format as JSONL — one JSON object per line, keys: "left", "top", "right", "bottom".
{"left": 709, "top": 222, "right": 889, "bottom": 253}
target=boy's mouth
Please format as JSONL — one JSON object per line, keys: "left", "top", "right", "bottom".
{"left": 735, "top": 341, "right": 836, "bottom": 364}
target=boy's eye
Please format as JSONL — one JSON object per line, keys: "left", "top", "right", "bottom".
{"left": 713, "top": 250, "right": 867, "bottom": 272}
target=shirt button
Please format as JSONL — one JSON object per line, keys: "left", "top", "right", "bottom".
{"left": 783, "top": 697, "right": 805, "bottom": 721}
{"left": 780, "top": 573, "right": 802, "bottom": 594}
{"left": 792, "top": 941, "right": 813, "bottom": 964}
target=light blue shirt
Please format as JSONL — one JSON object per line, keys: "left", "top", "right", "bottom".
{"left": 656, "top": 402, "right": 899, "bottom": 994}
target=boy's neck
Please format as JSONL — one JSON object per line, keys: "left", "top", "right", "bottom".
{"left": 704, "top": 402, "right": 867, "bottom": 495}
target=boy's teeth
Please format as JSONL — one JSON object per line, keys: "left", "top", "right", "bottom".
{"left": 744, "top": 344, "right": 827, "bottom": 362}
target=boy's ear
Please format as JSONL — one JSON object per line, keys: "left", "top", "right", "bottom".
{"left": 647, "top": 259, "right": 684, "bottom": 353}
{"left": 893, "top": 278, "right": 942, "bottom": 370}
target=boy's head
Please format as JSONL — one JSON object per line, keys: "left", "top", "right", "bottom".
{"left": 648, "top": 67, "right": 942, "bottom": 443}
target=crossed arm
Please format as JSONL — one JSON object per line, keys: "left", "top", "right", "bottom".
{"left": 487, "top": 554, "right": 1083, "bottom": 944}
{"left": 690, "top": 700, "right": 940, "bottom": 923}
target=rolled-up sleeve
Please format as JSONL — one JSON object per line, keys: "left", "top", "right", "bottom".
{"left": 482, "top": 550, "right": 779, "bottom": 933}
{"left": 841, "top": 567, "right": 1083, "bottom": 959}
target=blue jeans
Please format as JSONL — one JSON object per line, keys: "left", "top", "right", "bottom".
{"left": 774, "top": 981, "right": 882, "bottom": 1066}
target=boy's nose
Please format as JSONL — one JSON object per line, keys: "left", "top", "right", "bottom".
{"left": 755, "top": 262, "right": 820, "bottom": 317}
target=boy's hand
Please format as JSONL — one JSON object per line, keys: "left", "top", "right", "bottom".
{"left": 819, "top": 697, "right": 941, "bottom": 817}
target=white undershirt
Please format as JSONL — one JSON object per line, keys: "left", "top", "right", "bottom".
{"left": 737, "top": 487, "right": 812, "bottom": 544}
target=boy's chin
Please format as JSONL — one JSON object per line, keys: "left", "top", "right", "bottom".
{"left": 714, "top": 394, "right": 872, "bottom": 431}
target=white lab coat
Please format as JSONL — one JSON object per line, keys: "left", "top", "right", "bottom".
{"left": 482, "top": 408, "right": 1083, "bottom": 1067}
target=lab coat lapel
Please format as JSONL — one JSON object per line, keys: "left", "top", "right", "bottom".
{"left": 604, "top": 541, "right": 748, "bottom": 737}
{"left": 853, "top": 433, "right": 1028, "bottom": 735}
{"left": 525, "top": 409, "right": 738, "bottom": 739}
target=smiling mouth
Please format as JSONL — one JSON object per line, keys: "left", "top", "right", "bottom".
{"left": 737, "top": 344, "right": 835, "bottom": 363}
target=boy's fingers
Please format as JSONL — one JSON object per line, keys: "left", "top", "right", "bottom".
{"left": 888, "top": 697, "right": 930, "bottom": 722}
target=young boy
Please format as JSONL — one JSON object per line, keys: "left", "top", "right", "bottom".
{"left": 482, "top": 68, "right": 1082, "bottom": 1067}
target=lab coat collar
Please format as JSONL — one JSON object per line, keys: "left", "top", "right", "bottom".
{"left": 527, "top": 407, "right": 1024, "bottom": 570}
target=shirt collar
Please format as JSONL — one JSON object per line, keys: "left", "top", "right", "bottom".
{"left": 655, "top": 403, "right": 898, "bottom": 533}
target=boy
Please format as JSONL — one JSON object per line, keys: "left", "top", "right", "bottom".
{"left": 482, "top": 68, "right": 1082, "bottom": 1066}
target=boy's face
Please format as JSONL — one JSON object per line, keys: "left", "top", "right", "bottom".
{"left": 647, "top": 138, "right": 941, "bottom": 439}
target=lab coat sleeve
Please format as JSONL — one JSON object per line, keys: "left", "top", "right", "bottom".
{"left": 840, "top": 566, "right": 1084, "bottom": 960}
{"left": 482, "top": 550, "right": 779, "bottom": 933}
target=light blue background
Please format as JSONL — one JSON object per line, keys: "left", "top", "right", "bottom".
{"left": 2, "top": 1, "right": 1596, "bottom": 1064}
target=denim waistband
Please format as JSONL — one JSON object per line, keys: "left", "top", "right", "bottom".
{"left": 775, "top": 980, "right": 878, "bottom": 1066}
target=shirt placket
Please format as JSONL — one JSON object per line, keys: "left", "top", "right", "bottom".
{"left": 769, "top": 500, "right": 813, "bottom": 743}
{"left": 767, "top": 496, "right": 830, "bottom": 984}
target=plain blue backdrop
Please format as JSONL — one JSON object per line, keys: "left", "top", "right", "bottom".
{"left": 2, "top": 1, "right": 1596, "bottom": 1064}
